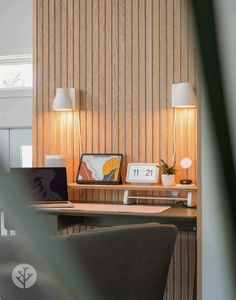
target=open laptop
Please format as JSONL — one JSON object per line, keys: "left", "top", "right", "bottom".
{"left": 10, "top": 167, "right": 73, "bottom": 208}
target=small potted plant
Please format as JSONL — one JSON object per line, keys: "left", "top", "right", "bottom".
{"left": 159, "top": 159, "right": 176, "bottom": 186}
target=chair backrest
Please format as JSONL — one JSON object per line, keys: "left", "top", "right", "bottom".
{"left": 0, "top": 223, "right": 177, "bottom": 300}
{"left": 61, "top": 223, "right": 177, "bottom": 300}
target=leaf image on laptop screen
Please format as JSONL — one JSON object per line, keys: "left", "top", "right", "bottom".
{"left": 32, "top": 177, "right": 47, "bottom": 200}
{"left": 31, "top": 169, "right": 61, "bottom": 200}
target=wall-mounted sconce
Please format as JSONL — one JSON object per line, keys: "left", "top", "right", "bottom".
{"left": 52, "top": 87, "right": 82, "bottom": 155}
{"left": 171, "top": 83, "right": 197, "bottom": 183}
{"left": 172, "top": 83, "right": 197, "bottom": 108}
{"left": 53, "top": 88, "right": 79, "bottom": 111}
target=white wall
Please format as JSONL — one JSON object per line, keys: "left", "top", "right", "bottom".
{"left": 0, "top": 0, "right": 32, "bottom": 55}
{"left": 202, "top": 98, "right": 235, "bottom": 299}
{"left": 0, "top": 0, "right": 32, "bottom": 128}
{"left": 201, "top": 1, "right": 236, "bottom": 299}
{"left": 0, "top": 89, "right": 32, "bottom": 128}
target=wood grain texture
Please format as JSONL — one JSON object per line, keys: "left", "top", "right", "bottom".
{"left": 33, "top": 1, "right": 198, "bottom": 299}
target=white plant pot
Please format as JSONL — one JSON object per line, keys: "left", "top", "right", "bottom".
{"left": 161, "top": 174, "right": 176, "bottom": 186}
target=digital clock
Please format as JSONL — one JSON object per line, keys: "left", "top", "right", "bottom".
{"left": 126, "top": 163, "right": 159, "bottom": 184}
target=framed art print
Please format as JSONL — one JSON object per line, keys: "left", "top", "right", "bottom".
{"left": 76, "top": 154, "right": 123, "bottom": 184}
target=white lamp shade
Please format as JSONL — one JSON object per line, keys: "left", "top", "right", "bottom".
{"left": 53, "top": 88, "right": 76, "bottom": 111}
{"left": 172, "top": 83, "right": 197, "bottom": 108}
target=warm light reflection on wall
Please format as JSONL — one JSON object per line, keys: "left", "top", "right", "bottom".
{"left": 48, "top": 111, "right": 74, "bottom": 182}
{"left": 60, "top": 111, "right": 73, "bottom": 128}
{"left": 175, "top": 108, "right": 197, "bottom": 182}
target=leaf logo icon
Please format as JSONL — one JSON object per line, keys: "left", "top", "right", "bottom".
{"left": 12, "top": 264, "right": 37, "bottom": 289}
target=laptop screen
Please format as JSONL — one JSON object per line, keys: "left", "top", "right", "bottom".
{"left": 10, "top": 167, "right": 68, "bottom": 202}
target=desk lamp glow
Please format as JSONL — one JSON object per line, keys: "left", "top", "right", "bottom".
{"left": 53, "top": 88, "right": 82, "bottom": 154}
{"left": 171, "top": 83, "right": 197, "bottom": 184}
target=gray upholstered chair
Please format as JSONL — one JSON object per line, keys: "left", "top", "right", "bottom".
{"left": 0, "top": 223, "right": 177, "bottom": 300}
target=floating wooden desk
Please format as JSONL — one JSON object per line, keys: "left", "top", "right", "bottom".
{"left": 40, "top": 204, "right": 197, "bottom": 232}
{"left": 68, "top": 183, "right": 197, "bottom": 207}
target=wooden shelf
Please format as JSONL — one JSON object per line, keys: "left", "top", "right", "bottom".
{"left": 68, "top": 183, "right": 197, "bottom": 192}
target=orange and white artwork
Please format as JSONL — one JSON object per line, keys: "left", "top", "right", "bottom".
{"left": 77, "top": 154, "right": 123, "bottom": 184}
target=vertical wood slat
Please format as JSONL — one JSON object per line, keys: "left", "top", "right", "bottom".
{"left": 61, "top": 0, "right": 69, "bottom": 190}
{"left": 160, "top": 0, "right": 167, "bottom": 164}
{"left": 159, "top": 0, "right": 167, "bottom": 205}
{"left": 99, "top": 0, "right": 106, "bottom": 202}
{"left": 105, "top": 0, "right": 112, "bottom": 203}
{"left": 166, "top": 0, "right": 174, "bottom": 288}
{"left": 33, "top": 1, "right": 198, "bottom": 299}
{"left": 118, "top": 0, "right": 126, "bottom": 203}
{"left": 93, "top": 0, "right": 99, "bottom": 155}
{"left": 49, "top": 0, "right": 55, "bottom": 154}
{"left": 43, "top": 0, "right": 50, "bottom": 161}
{"left": 61, "top": 0, "right": 68, "bottom": 88}
{"left": 73, "top": 0, "right": 81, "bottom": 201}
{"left": 67, "top": 0, "right": 74, "bottom": 200}
{"left": 132, "top": 0, "right": 139, "bottom": 164}
{"left": 112, "top": 0, "right": 119, "bottom": 203}
{"left": 79, "top": 0, "right": 87, "bottom": 202}
{"left": 152, "top": 0, "right": 160, "bottom": 165}
{"left": 118, "top": 0, "right": 125, "bottom": 173}
{"left": 54, "top": 0, "right": 61, "bottom": 174}
{"left": 146, "top": 0, "right": 153, "bottom": 205}
{"left": 146, "top": 0, "right": 153, "bottom": 164}
{"left": 37, "top": 0, "right": 43, "bottom": 166}
{"left": 167, "top": 0, "right": 174, "bottom": 167}
{"left": 125, "top": 0, "right": 132, "bottom": 165}
{"left": 32, "top": 0, "right": 37, "bottom": 166}
{"left": 92, "top": 0, "right": 99, "bottom": 202}
{"left": 86, "top": 0, "right": 93, "bottom": 202}
{"left": 86, "top": 0, "right": 93, "bottom": 154}
{"left": 79, "top": 0, "right": 86, "bottom": 155}
{"left": 163, "top": 231, "right": 197, "bottom": 300}
{"left": 139, "top": 0, "right": 146, "bottom": 163}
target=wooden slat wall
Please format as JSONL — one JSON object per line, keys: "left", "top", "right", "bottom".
{"left": 33, "top": 0, "right": 197, "bottom": 193}
{"left": 33, "top": 1, "right": 197, "bottom": 299}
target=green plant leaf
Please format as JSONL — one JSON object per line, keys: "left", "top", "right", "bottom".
{"left": 160, "top": 159, "right": 176, "bottom": 175}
